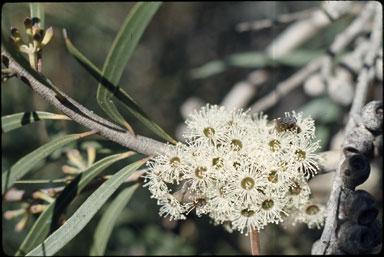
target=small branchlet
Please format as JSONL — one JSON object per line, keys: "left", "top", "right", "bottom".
{"left": 9, "top": 17, "right": 53, "bottom": 71}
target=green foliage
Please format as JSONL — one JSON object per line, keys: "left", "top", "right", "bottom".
{"left": 90, "top": 183, "right": 139, "bottom": 255}
{"left": 1, "top": 111, "right": 70, "bottom": 133}
{"left": 64, "top": 30, "right": 176, "bottom": 143}
{"left": 25, "top": 158, "right": 147, "bottom": 256}
{"left": 190, "top": 49, "right": 324, "bottom": 79}
{"left": 298, "top": 96, "right": 342, "bottom": 124}
{"left": 15, "top": 152, "right": 135, "bottom": 256}
{"left": 96, "top": 3, "right": 163, "bottom": 134}
{"left": 299, "top": 96, "right": 343, "bottom": 149}
{"left": 2, "top": 133, "right": 93, "bottom": 195}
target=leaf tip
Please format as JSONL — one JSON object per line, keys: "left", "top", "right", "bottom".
{"left": 62, "top": 28, "right": 68, "bottom": 40}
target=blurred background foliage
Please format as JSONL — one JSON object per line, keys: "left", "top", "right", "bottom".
{"left": 2, "top": 2, "right": 382, "bottom": 255}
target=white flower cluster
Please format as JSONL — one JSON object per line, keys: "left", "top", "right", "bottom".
{"left": 144, "top": 104, "right": 326, "bottom": 235}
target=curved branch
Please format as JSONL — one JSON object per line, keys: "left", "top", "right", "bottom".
{"left": 1, "top": 44, "right": 166, "bottom": 157}
{"left": 312, "top": 4, "right": 382, "bottom": 254}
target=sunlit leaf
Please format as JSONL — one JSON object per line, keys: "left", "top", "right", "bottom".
{"left": 1, "top": 111, "right": 70, "bottom": 133}
{"left": 15, "top": 152, "right": 135, "bottom": 256}
{"left": 63, "top": 24, "right": 176, "bottom": 144}
{"left": 89, "top": 183, "right": 139, "bottom": 256}
{"left": 25, "top": 157, "right": 148, "bottom": 256}
{"left": 96, "top": 2, "right": 161, "bottom": 132}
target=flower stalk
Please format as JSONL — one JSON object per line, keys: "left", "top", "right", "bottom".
{"left": 250, "top": 228, "right": 261, "bottom": 255}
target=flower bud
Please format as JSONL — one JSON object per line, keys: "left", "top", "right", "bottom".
{"left": 29, "top": 204, "right": 48, "bottom": 214}
{"left": 3, "top": 208, "right": 26, "bottom": 219}
{"left": 32, "top": 190, "right": 54, "bottom": 203}
{"left": 61, "top": 164, "right": 81, "bottom": 174}
{"left": 86, "top": 146, "right": 96, "bottom": 167}
{"left": 41, "top": 26, "right": 54, "bottom": 47}
{"left": 24, "top": 17, "right": 33, "bottom": 40}
{"left": 3, "top": 188, "right": 25, "bottom": 201}
{"left": 10, "top": 27, "right": 21, "bottom": 38}
{"left": 32, "top": 24, "right": 41, "bottom": 37}
{"left": 66, "top": 149, "right": 86, "bottom": 170}
{"left": 15, "top": 213, "right": 29, "bottom": 232}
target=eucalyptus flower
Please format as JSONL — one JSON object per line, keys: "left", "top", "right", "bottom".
{"left": 144, "top": 104, "right": 324, "bottom": 235}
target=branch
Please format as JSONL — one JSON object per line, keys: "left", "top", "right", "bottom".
{"left": 321, "top": 2, "right": 375, "bottom": 81}
{"left": 312, "top": 4, "right": 382, "bottom": 254}
{"left": 249, "top": 56, "right": 323, "bottom": 113}
{"left": 236, "top": 7, "right": 318, "bottom": 32}
{"left": 1, "top": 43, "right": 166, "bottom": 157}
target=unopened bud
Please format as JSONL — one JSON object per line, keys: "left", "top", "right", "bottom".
{"left": 32, "top": 24, "right": 41, "bottom": 37}
{"left": 40, "top": 26, "right": 54, "bottom": 47}
{"left": 10, "top": 27, "right": 21, "bottom": 38}
{"left": 4, "top": 208, "right": 26, "bottom": 219}
{"left": 24, "top": 17, "right": 33, "bottom": 40}
{"left": 32, "top": 190, "right": 54, "bottom": 203}
{"left": 29, "top": 204, "right": 48, "bottom": 214}
{"left": 15, "top": 213, "right": 29, "bottom": 232}
{"left": 61, "top": 164, "right": 81, "bottom": 174}
{"left": 67, "top": 149, "right": 87, "bottom": 170}
{"left": 32, "top": 33, "right": 41, "bottom": 42}
{"left": 87, "top": 146, "right": 96, "bottom": 167}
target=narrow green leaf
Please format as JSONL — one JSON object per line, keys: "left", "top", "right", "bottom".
{"left": 2, "top": 111, "right": 70, "bottom": 133}
{"left": 114, "top": 88, "right": 177, "bottom": 143}
{"left": 275, "top": 49, "right": 324, "bottom": 66}
{"left": 63, "top": 26, "right": 176, "bottom": 144}
{"left": 30, "top": 3, "right": 45, "bottom": 29}
{"left": 15, "top": 152, "right": 135, "bottom": 256}
{"left": 14, "top": 178, "right": 70, "bottom": 186}
{"left": 96, "top": 2, "right": 161, "bottom": 130}
{"left": 298, "top": 96, "right": 342, "bottom": 124}
{"left": 26, "top": 158, "right": 148, "bottom": 256}
{"left": 90, "top": 183, "right": 139, "bottom": 256}
{"left": 190, "top": 49, "right": 324, "bottom": 79}
{"left": 1, "top": 131, "right": 94, "bottom": 195}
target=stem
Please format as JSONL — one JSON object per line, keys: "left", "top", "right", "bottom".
{"left": 28, "top": 53, "right": 36, "bottom": 70}
{"left": 250, "top": 228, "right": 261, "bottom": 255}
{"left": 37, "top": 50, "right": 42, "bottom": 72}
{"left": 1, "top": 44, "right": 166, "bottom": 156}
